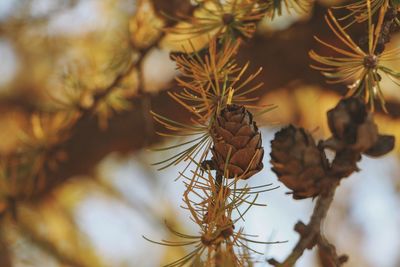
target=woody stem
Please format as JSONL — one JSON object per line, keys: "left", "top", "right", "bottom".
{"left": 270, "top": 181, "right": 339, "bottom": 267}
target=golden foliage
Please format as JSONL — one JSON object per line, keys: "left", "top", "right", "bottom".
{"left": 165, "top": 0, "right": 269, "bottom": 43}
{"left": 310, "top": 6, "right": 400, "bottom": 111}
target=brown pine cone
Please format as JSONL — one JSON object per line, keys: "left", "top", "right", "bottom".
{"left": 324, "top": 97, "right": 394, "bottom": 156}
{"left": 211, "top": 104, "right": 264, "bottom": 180}
{"left": 270, "top": 125, "right": 329, "bottom": 199}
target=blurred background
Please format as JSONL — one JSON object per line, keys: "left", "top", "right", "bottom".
{"left": 0, "top": 0, "right": 400, "bottom": 266}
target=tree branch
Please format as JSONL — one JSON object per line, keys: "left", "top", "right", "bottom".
{"left": 268, "top": 182, "right": 338, "bottom": 267}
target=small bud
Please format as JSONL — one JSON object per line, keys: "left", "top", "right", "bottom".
{"left": 222, "top": 13, "right": 235, "bottom": 25}
{"left": 363, "top": 55, "right": 378, "bottom": 69}
{"left": 220, "top": 226, "right": 234, "bottom": 238}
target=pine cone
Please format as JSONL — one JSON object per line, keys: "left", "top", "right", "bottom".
{"left": 270, "top": 125, "right": 329, "bottom": 199}
{"left": 211, "top": 104, "right": 263, "bottom": 180}
{"left": 325, "top": 97, "right": 394, "bottom": 156}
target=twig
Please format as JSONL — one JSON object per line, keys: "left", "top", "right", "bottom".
{"left": 317, "top": 235, "right": 348, "bottom": 267}
{"left": 268, "top": 182, "right": 338, "bottom": 267}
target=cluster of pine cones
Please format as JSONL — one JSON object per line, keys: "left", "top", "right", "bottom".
{"left": 207, "top": 98, "right": 395, "bottom": 200}
{"left": 270, "top": 98, "right": 395, "bottom": 199}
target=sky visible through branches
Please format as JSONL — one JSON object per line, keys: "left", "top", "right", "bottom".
{"left": 0, "top": 0, "right": 399, "bottom": 266}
